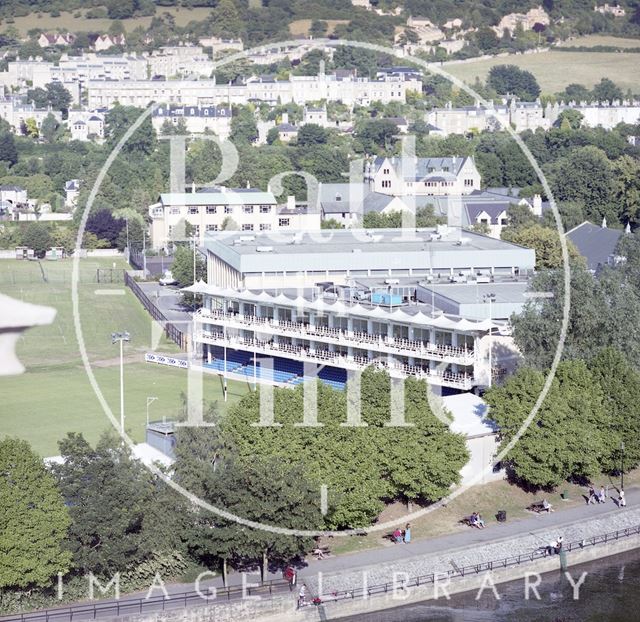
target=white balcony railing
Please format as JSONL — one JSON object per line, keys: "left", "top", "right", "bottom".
{"left": 196, "top": 330, "right": 474, "bottom": 390}
{"left": 194, "top": 309, "right": 475, "bottom": 366}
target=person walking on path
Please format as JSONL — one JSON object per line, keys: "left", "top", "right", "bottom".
{"left": 619, "top": 489, "right": 627, "bottom": 508}
{"left": 598, "top": 486, "right": 606, "bottom": 504}
{"left": 298, "top": 584, "right": 307, "bottom": 608}
{"left": 404, "top": 523, "right": 412, "bottom": 543}
{"left": 284, "top": 566, "right": 297, "bottom": 590}
{"left": 588, "top": 486, "right": 597, "bottom": 505}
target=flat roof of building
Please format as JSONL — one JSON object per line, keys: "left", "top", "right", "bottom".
{"left": 421, "top": 281, "right": 530, "bottom": 305}
{"left": 203, "top": 227, "right": 536, "bottom": 274}
{"left": 205, "top": 227, "right": 527, "bottom": 256}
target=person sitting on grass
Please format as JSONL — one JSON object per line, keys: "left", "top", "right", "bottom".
{"left": 470, "top": 512, "right": 484, "bottom": 528}
{"left": 542, "top": 498, "right": 554, "bottom": 513}
{"left": 393, "top": 528, "right": 403, "bottom": 543}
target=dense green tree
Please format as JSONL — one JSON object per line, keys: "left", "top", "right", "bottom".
{"left": 559, "top": 83, "right": 592, "bottom": 102}
{"left": 86, "top": 209, "right": 124, "bottom": 247}
{"left": 0, "top": 132, "right": 18, "bottom": 166}
{"left": 215, "top": 368, "right": 468, "bottom": 529}
{"left": 485, "top": 361, "right": 613, "bottom": 488}
{"left": 612, "top": 155, "right": 640, "bottom": 225}
{"left": 105, "top": 104, "right": 157, "bottom": 156}
{"left": 297, "top": 124, "right": 328, "bottom": 146}
{"left": 39, "top": 112, "right": 60, "bottom": 143}
{"left": 21, "top": 222, "right": 52, "bottom": 257}
{"left": 550, "top": 145, "right": 615, "bottom": 223}
{"left": 487, "top": 65, "right": 541, "bottom": 101}
{"left": 229, "top": 107, "right": 258, "bottom": 145}
{"left": 355, "top": 119, "right": 399, "bottom": 153}
{"left": 183, "top": 457, "right": 319, "bottom": 581}
{"left": 541, "top": 201, "right": 585, "bottom": 232}
{"left": 309, "top": 19, "right": 328, "bottom": 38}
{"left": 107, "top": 0, "right": 136, "bottom": 20}
{"left": 171, "top": 244, "right": 206, "bottom": 287}
{"left": 501, "top": 223, "right": 584, "bottom": 269}
{"left": 26, "top": 86, "right": 49, "bottom": 108}
{"left": 0, "top": 438, "right": 72, "bottom": 589}
{"left": 54, "top": 433, "right": 152, "bottom": 576}
{"left": 591, "top": 77, "right": 624, "bottom": 104}
{"left": 587, "top": 348, "right": 640, "bottom": 474}
{"left": 45, "top": 82, "right": 72, "bottom": 118}
{"left": 512, "top": 264, "right": 640, "bottom": 370}
{"left": 474, "top": 27, "right": 500, "bottom": 52}
{"left": 555, "top": 109, "right": 584, "bottom": 130}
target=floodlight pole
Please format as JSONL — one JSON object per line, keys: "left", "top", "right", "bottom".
{"left": 112, "top": 332, "right": 130, "bottom": 434}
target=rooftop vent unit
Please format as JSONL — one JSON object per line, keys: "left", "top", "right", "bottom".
{"left": 256, "top": 246, "right": 273, "bottom": 253}
{"left": 239, "top": 235, "right": 255, "bottom": 243}
{"left": 455, "top": 237, "right": 470, "bottom": 246}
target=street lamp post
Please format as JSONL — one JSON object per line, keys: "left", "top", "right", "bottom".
{"left": 111, "top": 332, "right": 130, "bottom": 434}
{"left": 483, "top": 293, "right": 496, "bottom": 388}
{"left": 621, "top": 440, "right": 625, "bottom": 491}
{"left": 146, "top": 396, "right": 159, "bottom": 426}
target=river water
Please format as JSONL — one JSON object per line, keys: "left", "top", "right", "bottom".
{"left": 341, "top": 548, "right": 640, "bottom": 621}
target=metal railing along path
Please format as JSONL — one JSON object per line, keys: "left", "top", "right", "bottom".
{"left": 0, "top": 579, "right": 291, "bottom": 622}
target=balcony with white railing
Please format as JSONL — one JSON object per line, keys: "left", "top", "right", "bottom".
{"left": 196, "top": 330, "right": 475, "bottom": 390}
{"left": 194, "top": 308, "right": 476, "bottom": 366}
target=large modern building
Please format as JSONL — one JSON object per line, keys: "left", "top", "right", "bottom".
{"left": 187, "top": 227, "right": 534, "bottom": 391}
{"left": 148, "top": 187, "right": 320, "bottom": 250}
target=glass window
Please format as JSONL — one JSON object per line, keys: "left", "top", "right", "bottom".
{"left": 260, "top": 205, "right": 271, "bottom": 213}
{"left": 260, "top": 223, "right": 271, "bottom": 231}
{"left": 206, "top": 205, "right": 217, "bottom": 214}
{"left": 278, "top": 218, "right": 290, "bottom": 227}
{"left": 243, "top": 205, "right": 254, "bottom": 214}
{"left": 188, "top": 206, "right": 199, "bottom": 214}
{"left": 242, "top": 224, "right": 254, "bottom": 231}
{"left": 224, "top": 206, "right": 233, "bottom": 214}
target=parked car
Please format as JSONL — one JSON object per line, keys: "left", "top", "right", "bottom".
{"left": 159, "top": 271, "right": 177, "bottom": 286}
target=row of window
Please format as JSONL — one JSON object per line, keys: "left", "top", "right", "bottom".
{"left": 183, "top": 219, "right": 292, "bottom": 235}
{"left": 170, "top": 204, "right": 273, "bottom": 216}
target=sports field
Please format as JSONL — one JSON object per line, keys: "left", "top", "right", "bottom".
{"left": 0, "top": 258, "right": 249, "bottom": 456}
{"left": 445, "top": 49, "right": 640, "bottom": 93}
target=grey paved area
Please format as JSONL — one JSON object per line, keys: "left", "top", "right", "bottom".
{"left": 137, "top": 281, "right": 192, "bottom": 325}
{"left": 303, "top": 493, "right": 640, "bottom": 593}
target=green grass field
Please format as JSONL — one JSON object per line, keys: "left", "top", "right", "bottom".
{"left": 0, "top": 258, "right": 249, "bottom": 456}
{"left": 557, "top": 34, "right": 640, "bottom": 48}
{"left": 4, "top": 7, "right": 213, "bottom": 35}
{"left": 446, "top": 50, "right": 640, "bottom": 93}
